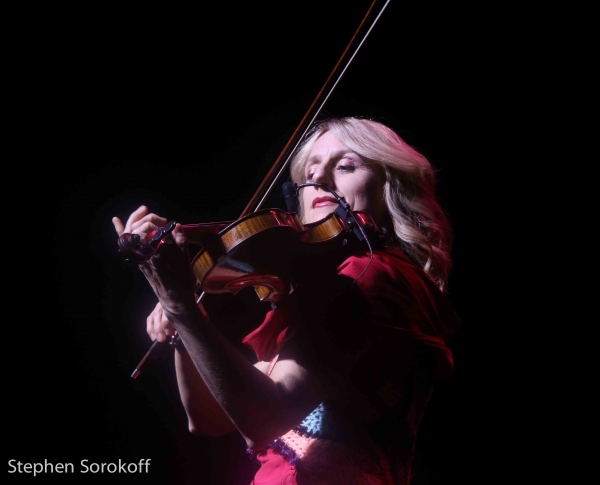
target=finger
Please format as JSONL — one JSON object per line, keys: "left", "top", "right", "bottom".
{"left": 170, "top": 224, "right": 191, "bottom": 257}
{"left": 124, "top": 205, "right": 149, "bottom": 233}
{"left": 163, "top": 314, "right": 176, "bottom": 338}
{"left": 146, "top": 309, "right": 156, "bottom": 341}
{"left": 148, "top": 302, "right": 176, "bottom": 341}
{"left": 112, "top": 217, "right": 125, "bottom": 236}
{"left": 154, "top": 303, "right": 171, "bottom": 343}
{"left": 146, "top": 301, "right": 163, "bottom": 341}
{"left": 131, "top": 220, "right": 162, "bottom": 237}
{"left": 130, "top": 213, "right": 169, "bottom": 234}
{"left": 172, "top": 223, "right": 187, "bottom": 246}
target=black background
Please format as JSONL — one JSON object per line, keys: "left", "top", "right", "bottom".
{"left": 9, "top": 1, "right": 596, "bottom": 484}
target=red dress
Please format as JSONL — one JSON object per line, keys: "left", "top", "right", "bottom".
{"left": 242, "top": 248, "right": 460, "bottom": 485}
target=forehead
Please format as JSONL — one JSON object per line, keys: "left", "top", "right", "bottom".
{"left": 309, "top": 131, "right": 349, "bottom": 155}
{"left": 305, "top": 131, "right": 363, "bottom": 169}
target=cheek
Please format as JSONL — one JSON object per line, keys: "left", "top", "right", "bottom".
{"left": 366, "top": 182, "right": 386, "bottom": 217}
{"left": 348, "top": 180, "right": 372, "bottom": 204}
{"left": 300, "top": 190, "right": 311, "bottom": 211}
{"left": 349, "top": 175, "right": 384, "bottom": 213}
{"left": 299, "top": 189, "right": 314, "bottom": 219}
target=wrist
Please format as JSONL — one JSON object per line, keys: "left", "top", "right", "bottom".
{"left": 170, "top": 335, "right": 187, "bottom": 353}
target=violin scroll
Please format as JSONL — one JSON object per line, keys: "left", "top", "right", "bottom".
{"left": 118, "top": 220, "right": 177, "bottom": 265}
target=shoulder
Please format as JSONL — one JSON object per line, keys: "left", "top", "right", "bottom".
{"left": 337, "top": 248, "right": 423, "bottom": 292}
{"left": 338, "top": 248, "right": 460, "bottom": 338}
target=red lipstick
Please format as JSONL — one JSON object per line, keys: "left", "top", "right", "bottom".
{"left": 312, "top": 196, "right": 338, "bottom": 208}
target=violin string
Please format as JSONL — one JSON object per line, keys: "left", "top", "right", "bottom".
{"left": 296, "top": 183, "right": 374, "bottom": 285}
{"left": 253, "top": 0, "right": 392, "bottom": 212}
{"left": 132, "top": 0, "right": 392, "bottom": 375}
{"left": 162, "top": 186, "right": 378, "bottom": 359}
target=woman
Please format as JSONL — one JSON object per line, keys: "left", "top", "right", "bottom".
{"left": 113, "top": 117, "right": 460, "bottom": 484}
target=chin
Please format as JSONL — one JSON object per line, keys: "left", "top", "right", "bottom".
{"left": 306, "top": 208, "right": 337, "bottom": 224}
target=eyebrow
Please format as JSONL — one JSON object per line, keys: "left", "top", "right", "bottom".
{"left": 306, "top": 150, "right": 362, "bottom": 166}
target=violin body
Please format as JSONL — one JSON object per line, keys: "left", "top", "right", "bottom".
{"left": 117, "top": 205, "right": 386, "bottom": 305}
{"left": 184, "top": 208, "right": 362, "bottom": 304}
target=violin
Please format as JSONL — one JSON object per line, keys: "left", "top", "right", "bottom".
{"left": 187, "top": 206, "right": 385, "bottom": 303}
{"left": 120, "top": 0, "right": 392, "bottom": 378}
{"left": 120, "top": 192, "right": 387, "bottom": 303}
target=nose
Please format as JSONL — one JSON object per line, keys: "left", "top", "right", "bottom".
{"left": 311, "top": 164, "right": 334, "bottom": 191}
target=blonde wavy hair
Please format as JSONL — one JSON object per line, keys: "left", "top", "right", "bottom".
{"left": 289, "top": 117, "right": 453, "bottom": 292}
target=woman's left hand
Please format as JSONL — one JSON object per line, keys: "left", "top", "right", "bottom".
{"left": 112, "top": 205, "right": 198, "bottom": 316}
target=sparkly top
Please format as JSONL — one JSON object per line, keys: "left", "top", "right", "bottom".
{"left": 242, "top": 248, "right": 460, "bottom": 484}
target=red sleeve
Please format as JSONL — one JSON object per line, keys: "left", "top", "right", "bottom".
{"left": 337, "top": 249, "right": 460, "bottom": 380}
{"left": 243, "top": 248, "right": 460, "bottom": 381}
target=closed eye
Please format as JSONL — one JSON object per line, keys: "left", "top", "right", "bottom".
{"left": 337, "top": 163, "right": 356, "bottom": 173}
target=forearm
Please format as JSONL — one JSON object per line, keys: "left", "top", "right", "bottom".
{"left": 174, "top": 348, "right": 236, "bottom": 436}
{"left": 117, "top": 214, "right": 316, "bottom": 446}
{"left": 166, "top": 302, "right": 291, "bottom": 450}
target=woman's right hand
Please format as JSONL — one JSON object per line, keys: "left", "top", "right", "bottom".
{"left": 147, "top": 301, "right": 177, "bottom": 343}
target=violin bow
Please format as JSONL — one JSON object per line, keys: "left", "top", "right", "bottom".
{"left": 131, "top": 0, "right": 392, "bottom": 379}
{"left": 242, "top": 0, "right": 392, "bottom": 216}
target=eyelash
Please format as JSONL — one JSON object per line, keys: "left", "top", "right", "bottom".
{"left": 306, "top": 163, "right": 356, "bottom": 180}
